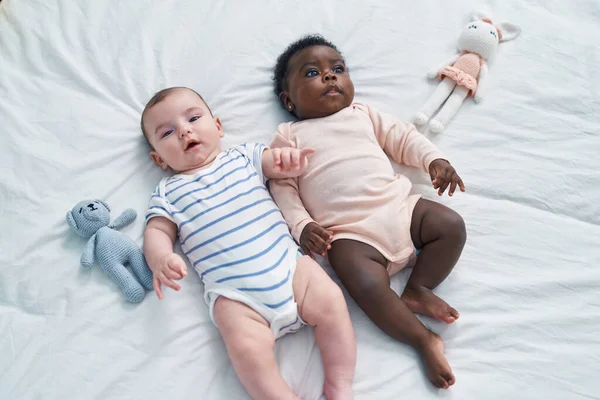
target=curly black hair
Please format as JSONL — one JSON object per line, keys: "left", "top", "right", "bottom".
{"left": 272, "top": 34, "right": 341, "bottom": 99}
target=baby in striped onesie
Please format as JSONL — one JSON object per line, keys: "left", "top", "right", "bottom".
{"left": 141, "top": 87, "right": 355, "bottom": 400}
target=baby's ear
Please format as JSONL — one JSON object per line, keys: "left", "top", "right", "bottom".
{"left": 66, "top": 211, "right": 78, "bottom": 231}
{"left": 150, "top": 151, "right": 168, "bottom": 170}
{"left": 497, "top": 21, "right": 521, "bottom": 42}
{"left": 279, "top": 92, "right": 294, "bottom": 113}
{"left": 214, "top": 116, "right": 224, "bottom": 138}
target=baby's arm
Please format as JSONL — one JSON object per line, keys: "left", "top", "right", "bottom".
{"left": 262, "top": 147, "right": 315, "bottom": 179}
{"left": 268, "top": 131, "right": 332, "bottom": 257}
{"left": 366, "top": 105, "right": 465, "bottom": 195}
{"left": 144, "top": 216, "right": 188, "bottom": 299}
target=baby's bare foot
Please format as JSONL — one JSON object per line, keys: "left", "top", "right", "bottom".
{"left": 401, "top": 286, "right": 459, "bottom": 324}
{"left": 418, "top": 332, "right": 455, "bottom": 389}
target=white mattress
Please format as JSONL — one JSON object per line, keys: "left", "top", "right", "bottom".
{"left": 1, "top": 0, "right": 599, "bottom": 399}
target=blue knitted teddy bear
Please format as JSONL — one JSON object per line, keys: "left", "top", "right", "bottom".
{"left": 66, "top": 199, "right": 154, "bottom": 303}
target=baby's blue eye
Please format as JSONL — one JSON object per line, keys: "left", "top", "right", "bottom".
{"left": 468, "top": 24, "right": 477, "bottom": 29}
{"left": 189, "top": 116, "right": 200, "bottom": 122}
{"left": 305, "top": 70, "right": 318, "bottom": 77}
{"left": 162, "top": 129, "right": 174, "bottom": 138}
{"left": 333, "top": 66, "right": 344, "bottom": 73}
{"left": 490, "top": 31, "right": 497, "bottom": 37}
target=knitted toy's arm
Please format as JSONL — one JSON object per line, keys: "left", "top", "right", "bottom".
{"left": 81, "top": 234, "right": 96, "bottom": 269}
{"left": 109, "top": 209, "right": 137, "bottom": 230}
{"left": 474, "top": 63, "right": 489, "bottom": 103}
{"left": 427, "top": 53, "right": 461, "bottom": 79}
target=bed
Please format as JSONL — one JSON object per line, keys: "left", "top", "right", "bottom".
{"left": 1, "top": 0, "right": 599, "bottom": 399}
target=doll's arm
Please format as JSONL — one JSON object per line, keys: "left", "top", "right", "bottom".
{"left": 427, "top": 53, "right": 461, "bottom": 79}
{"left": 80, "top": 234, "right": 96, "bottom": 269}
{"left": 473, "top": 63, "right": 488, "bottom": 103}
{"left": 109, "top": 209, "right": 137, "bottom": 230}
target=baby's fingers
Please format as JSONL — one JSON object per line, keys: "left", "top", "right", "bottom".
{"left": 280, "top": 148, "right": 292, "bottom": 170}
{"left": 310, "top": 235, "right": 330, "bottom": 256}
{"left": 164, "top": 267, "right": 183, "bottom": 280}
{"left": 272, "top": 149, "right": 282, "bottom": 171}
{"left": 449, "top": 180, "right": 458, "bottom": 196}
{"left": 307, "top": 239, "right": 327, "bottom": 257}
{"left": 313, "top": 225, "right": 333, "bottom": 243}
{"left": 153, "top": 276, "right": 164, "bottom": 300}
{"left": 438, "top": 179, "right": 450, "bottom": 196}
{"left": 159, "top": 272, "right": 181, "bottom": 291}
{"left": 299, "top": 148, "right": 316, "bottom": 157}
{"left": 168, "top": 258, "right": 187, "bottom": 277}
{"left": 291, "top": 149, "right": 301, "bottom": 169}
{"left": 301, "top": 244, "right": 315, "bottom": 260}
{"left": 458, "top": 177, "right": 466, "bottom": 192}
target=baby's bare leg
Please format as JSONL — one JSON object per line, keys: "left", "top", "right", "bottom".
{"left": 402, "top": 199, "right": 466, "bottom": 324}
{"left": 329, "top": 240, "right": 455, "bottom": 389}
{"left": 213, "top": 297, "right": 299, "bottom": 400}
{"left": 293, "top": 256, "right": 356, "bottom": 400}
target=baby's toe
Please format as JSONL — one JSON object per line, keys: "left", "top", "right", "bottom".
{"left": 434, "top": 376, "right": 447, "bottom": 389}
{"left": 442, "top": 371, "right": 455, "bottom": 384}
{"left": 442, "top": 314, "right": 457, "bottom": 324}
{"left": 446, "top": 374, "right": 456, "bottom": 386}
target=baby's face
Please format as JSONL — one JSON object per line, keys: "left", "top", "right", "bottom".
{"left": 144, "top": 88, "right": 223, "bottom": 173}
{"left": 282, "top": 45, "right": 354, "bottom": 119}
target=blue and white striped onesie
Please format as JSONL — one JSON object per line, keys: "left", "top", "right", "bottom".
{"left": 146, "top": 143, "right": 305, "bottom": 338}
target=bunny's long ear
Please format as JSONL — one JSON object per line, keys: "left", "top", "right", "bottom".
{"left": 471, "top": 10, "right": 490, "bottom": 22}
{"left": 497, "top": 21, "right": 521, "bottom": 42}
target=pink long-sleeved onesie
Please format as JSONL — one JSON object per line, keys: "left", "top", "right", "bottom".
{"left": 269, "top": 103, "right": 446, "bottom": 275}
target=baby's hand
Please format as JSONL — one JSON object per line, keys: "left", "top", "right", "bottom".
{"left": 300, "top": 222, "right": 333, "bottom": 259}
{"left": 152, "top": 253, "right": 188, "bottom": 299}
{"left": 271, "top": 147, "right": 315, "bottom": 177}
{"left": 429, "top": 159, "right": 466, "bottom": 197}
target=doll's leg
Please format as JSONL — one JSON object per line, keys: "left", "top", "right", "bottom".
{"left": 429, "top": 85, "right": 469, "bottom": 133}
{"left": 104, "top": 262, "right": 145, "bottom": 303}
{"left": 414, "top": 77, "right": 456, "bottom": 125}
{"left": 128, "top": 249, "right": 154, "bottom": 290}
{"left": 329, "top": 240, "right": 455, "bottom": 389}
{"left": 213, "top": 297, "right": 299, "bottom": 400}
{"left": 401, "top": 199, "right": 466, "bottom": 323}
{"left": 293, "top": 255, "right": 356, "bottom": 400}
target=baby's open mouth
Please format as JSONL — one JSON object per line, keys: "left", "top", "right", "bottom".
{"left": 185, "top": 140, "right": 200, "bottom": 151}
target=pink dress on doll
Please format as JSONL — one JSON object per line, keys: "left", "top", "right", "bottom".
{"left": 440, "top": 52, "right": 483, "bottom": 96}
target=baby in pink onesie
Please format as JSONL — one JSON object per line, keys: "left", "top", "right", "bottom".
{"left": 269, "top": 35, "right": 467, "bottom": 389}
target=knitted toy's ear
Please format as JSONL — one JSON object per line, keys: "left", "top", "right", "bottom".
{"left": 66, "top": 211, "right": 78, "bottom": 231}
{"left": 471, "top": 10, "right": 489, "bottom": 22}
{"left": 497, "top": 21, "right": 521, "bottom": 42}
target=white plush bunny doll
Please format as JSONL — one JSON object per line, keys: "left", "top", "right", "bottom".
{"left": 414, "top": 12, "right": 521, "bottom": 133}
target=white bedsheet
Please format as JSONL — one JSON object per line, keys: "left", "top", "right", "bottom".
{"left": 1, "top": 0, "right": 599, "bottom": 399}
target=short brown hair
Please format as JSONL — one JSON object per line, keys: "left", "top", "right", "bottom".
{"left": 140, "top": 87, "right": 212, "bottom": 148}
